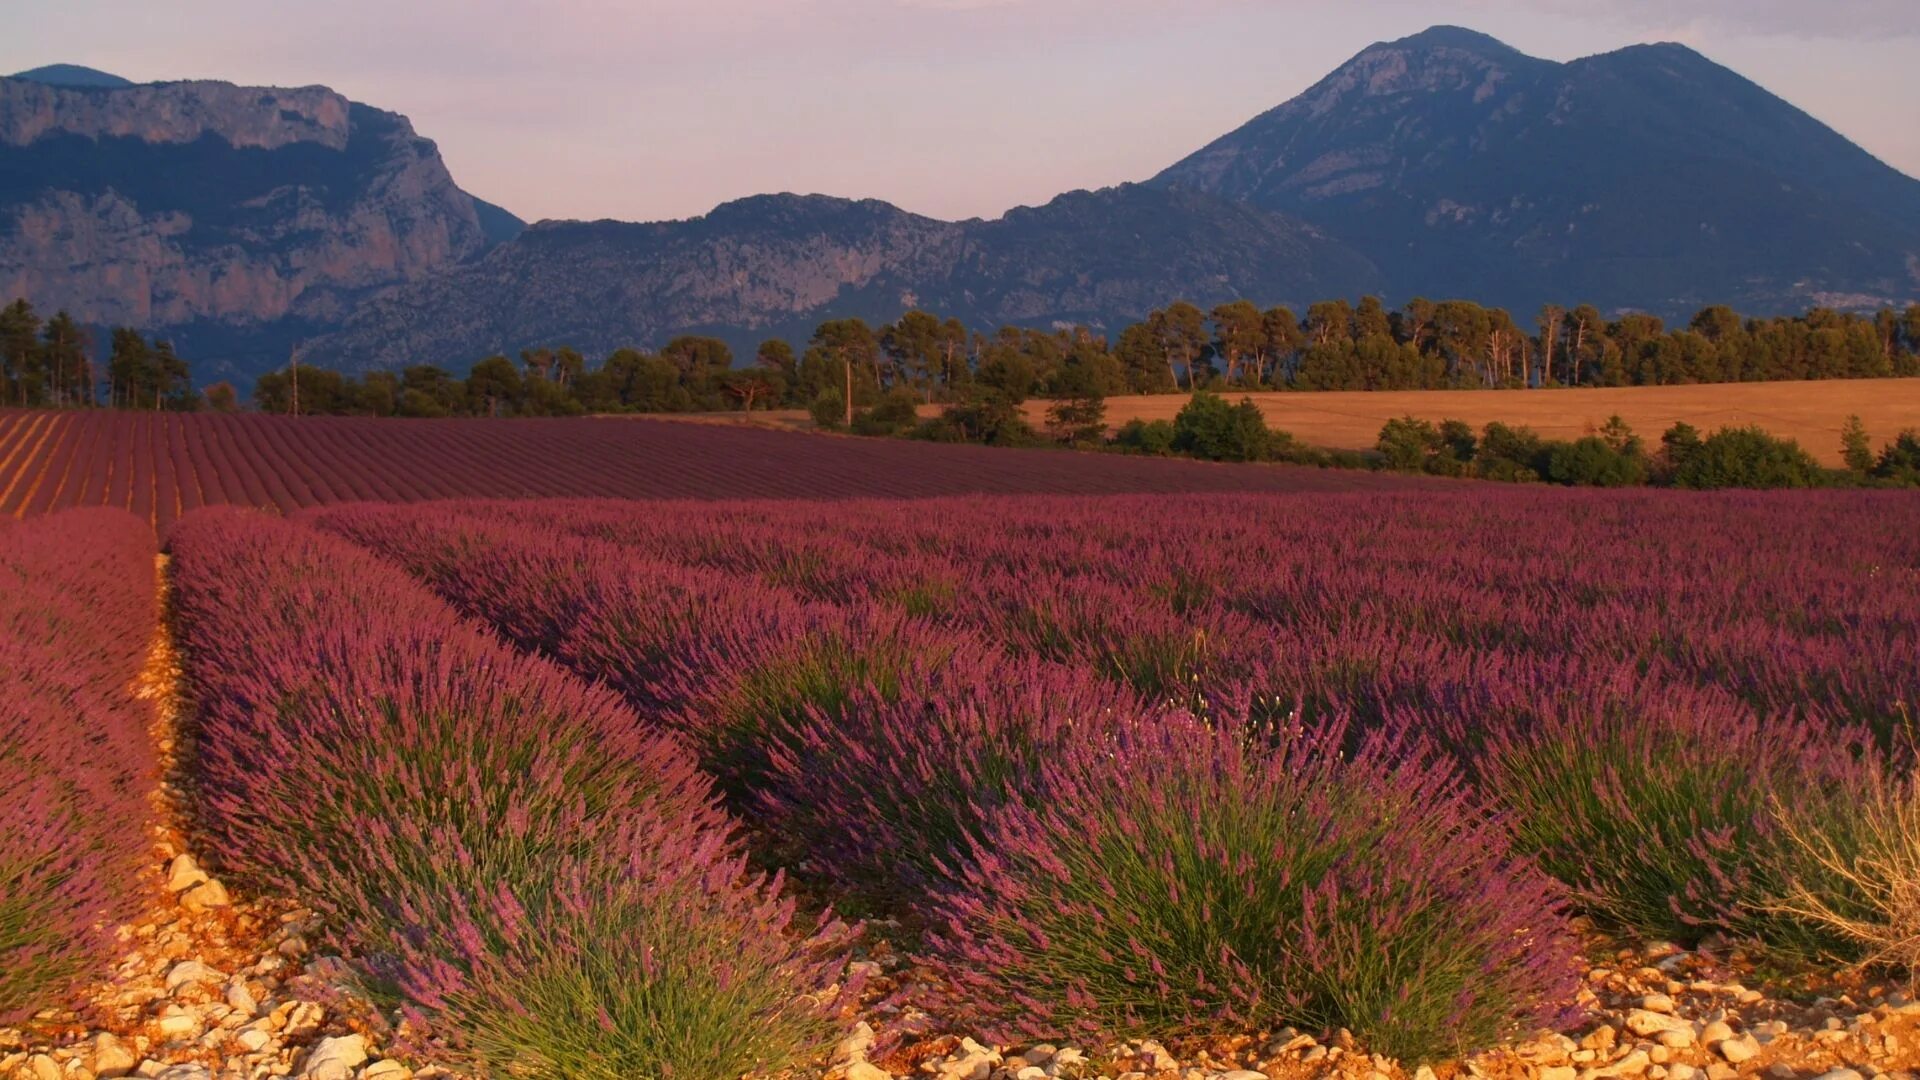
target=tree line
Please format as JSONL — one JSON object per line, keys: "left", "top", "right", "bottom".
{"left": 6, "top": 294, "right": 1919, "bottom": 419}
{"left": 0, "top": 300, "right": 196, "bottom": 410}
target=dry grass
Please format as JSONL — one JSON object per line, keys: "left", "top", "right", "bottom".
{"left": 1771, "top": 769, "right": 1920, "bottom": 981}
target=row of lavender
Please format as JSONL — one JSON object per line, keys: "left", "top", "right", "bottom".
{"left": 0, "top": 511, "right": 157, "bottom": 1024}
{"left": 165, "top": 512, "right": 849, "bottom": 1080}
{"left": 482, "top": 491, "right": 1920, "bottom": 933}
{"left": 304, "top": 490, "right": 1920, "bottom": 1066}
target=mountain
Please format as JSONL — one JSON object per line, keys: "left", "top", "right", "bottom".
{"left": 1152, "top": 26, "right": 1920, "bottom": 317}
{"left": 0, "top": 74, "right": 524, "bottom": 381}
{"left": 12, "top": 64, "right": 136, "bottom": 88}
{"left": 304, "top": 185, "right": 1379, "bottom": 371}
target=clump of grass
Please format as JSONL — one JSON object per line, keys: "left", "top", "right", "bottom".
{"left": 1769, "top": 767, "right": 1920, "bottom": 980}
{"left": 929, "top": 714, "right": 1580, "bottom": 1062}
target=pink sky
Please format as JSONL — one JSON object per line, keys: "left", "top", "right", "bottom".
{"left": 6, "top": 0, "right": 1917, "bottom": 224}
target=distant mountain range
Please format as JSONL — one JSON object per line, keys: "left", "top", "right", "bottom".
{"left": 5, "top": 28, "right": 1919, "bottom": 385}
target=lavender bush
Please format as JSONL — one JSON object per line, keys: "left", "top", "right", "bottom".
{"left": 929, "top": 714, "right": 1582, "bottom": 1062}
{"left": 1471, "top": 684, "right": 1875, "bottom": 947}
{"left": 756, "top": 656, "right": 1153, "bottom": 910}
{"left": 169, "top": 509, "right": 848, "bottom": 1078}
{"left": 0, "top": 509, "right": 157, "bottom": 1024}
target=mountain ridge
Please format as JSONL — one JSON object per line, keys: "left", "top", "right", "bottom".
{"left": 1150, "top": 26, "right": 1920, "bottom": 316}
{"left": 3, "top": 25, "right": 1917, "bottom": 385}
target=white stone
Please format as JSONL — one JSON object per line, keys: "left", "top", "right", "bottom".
{"left": 234, "top": 1029, "right": 271, "bottom": 1053}
{"left": 1715, "top": 1036, "right": 1759, "bottom": 1065}
{"left": 847, "top": 1065, "right": 892, "bottom": 1080}
{"left": 179, "top": 880, "right": 231, "bottom": 912}
{"left": 300, "top": 1036, "right": 368, "bottom": 1080}
{"left": 833, "top": 1022, "right": 877, "bottom": 1066}
{"left": 1626, "top": 1011, "right": 1689, "bottom": 1038}
{"left": 165, "top": 961, "right": 225, "bottom": 993}
{"left": 1540, "top": 1067, "right": 1576, "bottom": 1080}
{"left": 1217, "top": 1072, "right": 1267, "bottom": 1080}
{"left": 24, "top": 1053, "right": 62, "bottom": 1080}
{"left": 1810, "top": 1072, "right": 1864, "bottom": 1080}
{"left": 89, "top": 1035, "right": 137, "bottom": 1079}
{"left": 358, "top": 1064, "right": 409, "bottom": 1080}
{"left": 1641, "top": 993, "right": 1676, "bottom": 1014}
{"left": 225, "top": 981, "right": 257, "bottom": 1017}
{"left": 1015, "top": 1069, "right": 1047, "bottom": 1080}
{"left": 165, "top": 855, "right": 209, "bottom": 893}
{"left": 154, "top": 1068, "right": 209, "bottom": 1080}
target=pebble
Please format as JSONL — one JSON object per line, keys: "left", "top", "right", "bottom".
{"left": 177, "top": 881, "right": 230, "bottom": 913}
{"left": 297, "top": 1035, "right": 366, "bottom": 1080}
{"left": 847, "top": 1065, "right": 892, "bottom": 1080}
{"left": 89, "top": 1035, "right": 137, "bottom": 1079}
{"left": 164, "top": 856, "right": 208, "bottom": 894}
{"left": 1715, "top": 1035, "right": 1760, "bottom": 1064}
{"left": 162, "top": 962, "right": 222, "bottom": 994}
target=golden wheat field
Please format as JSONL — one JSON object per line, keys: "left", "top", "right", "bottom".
{"left": 675, "top": 379, "right": 1920, "bottom": 466}
{"left": 1024, "top": 380, "right": 1920, "bottom": 466}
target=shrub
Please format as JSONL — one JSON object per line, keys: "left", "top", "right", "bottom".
{"left": 1768, "top": 765, "right": 1920, "bottom": 975}
{"left": 1874, "top": 429, "right": 1920, "bottom": 486}
{"left": 1478, "top": 421, "right": 1549, "bottom": 481}
{"left": 930, "top": 714, "right": 1581, "bottom": 1061}
{"left": 935, "top": 390, "right": 1035, "bottom": 446}
{"left": 807, "top": 388, "right": 846, "bottom": 429}
{"left": 679, "top": 606, "right": 985, "bottom": 799}
{"left": 171, "top": 510, "right": 846, "bottom": 1077}
{"left": 1475, "top": 686, "right": 1869, "bottom": 946}
{"left": 1112, "top": 418, "right": 1176, "bottom": 455}
{"left": 758, "top": 657, "right": 1148, "bottom": 911}
{"left": 0, "top": 510, "right": 156, "bottom": 1025}
{"left": 1376, "top": 416, "right": 1441, "bottom": 471}
{"left": 851, "top": 388, "right": 921, "bottom": 436}
{"left": 1546, "top": 435, "right": 1647, "bottom": 487}
{"left": 1673, "top": 426, "right": 1823, "bottom": 489}
{"left": 1173, "top": 391, "right": 1272, "bottom": 461}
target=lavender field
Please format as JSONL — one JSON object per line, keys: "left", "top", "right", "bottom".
{"left": 6, "top": 487, "right": 1920, "bottom": 1080}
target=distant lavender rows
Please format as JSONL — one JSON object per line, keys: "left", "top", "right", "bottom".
{"left": 0, "top": 510, "right": 157, "bottom": 1024}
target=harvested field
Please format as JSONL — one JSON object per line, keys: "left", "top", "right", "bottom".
{"left": 1022, "top": 379, "right": 1920, "bottom": 465}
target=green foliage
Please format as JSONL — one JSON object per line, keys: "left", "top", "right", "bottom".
{"left": 807, "top": 389, "right": 846, "bottom": 431}
{"left": 851, "top": 388, "right": 921, "bottom": 436}
{"left": 1173, "top": 392, "right": 1272, "bottom": 462}
{"left": 1546, "top": 436, "right": 1648, "bottom": 488}
{"left": 1673, "top": 427, "right": 1824, "bottom": 489}
{"left": 925, "top": 390, "right": 1035, "bottom": 447}
{"left": 1872, "top": 430, "right": 1920, "bottom": 486}
{"left": 1112, "top": 418, "right": 1176, "bottom": 455}
{"left": 1841, "top": 415, "right": 1875, "bottom": 475}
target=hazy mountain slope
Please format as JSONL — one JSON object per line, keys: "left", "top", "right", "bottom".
{"left": 1152, "top": 26, "right": 1920, "bottom": 316}
{"left": 0, "top": 74, "right": 525, "bottom": 380}
{"left": 305, "top": 185, "right": 1381, "bottom": 371}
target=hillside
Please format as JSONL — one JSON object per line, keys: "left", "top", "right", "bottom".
{"left": 304, "top": 185, "right": 1379, "bottom": 372}
{"left": 0, "top": 74, "right": 524, "bottom": 382}
{"left": 1152, "top": 26, "right": 1920, "bottom": 317}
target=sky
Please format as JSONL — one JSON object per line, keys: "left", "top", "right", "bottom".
{"left": 5, "top": 0, "right": 1917, "bottom": 225}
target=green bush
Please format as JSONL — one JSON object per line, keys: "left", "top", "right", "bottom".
{"left": 851, "top": 388, "right": 921, "bottom": 436}
{"left": 808, "top": 389, "right": 846, "bottom": 430}
{"left": 1112, "top": 418, "right": 1176, "bottom": 455}
{"left": 1173, "top": 392, "right": 1272, "bottom": 461}
{"left": 1547, "top": 436, "right": 1647, "bottom": 487}
{"left": 1673, "top": 426, "right": 1823, "bottom": 489}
